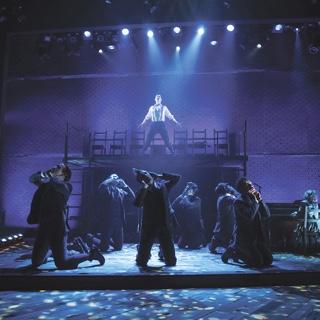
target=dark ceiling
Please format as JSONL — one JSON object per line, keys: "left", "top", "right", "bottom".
{"left": 1, "top": 0, "right": 320, "bottom": 32}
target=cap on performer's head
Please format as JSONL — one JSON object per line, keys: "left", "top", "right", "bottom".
{"left": 155, "top": 94, "right": 162, "bottom": 102}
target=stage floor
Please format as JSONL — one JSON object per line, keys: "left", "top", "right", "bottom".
{"left": 1, "top": 286, "right": 320, "bottom": 319}
{"left": 1, "top": 243, "right": 320, "bottom": 290}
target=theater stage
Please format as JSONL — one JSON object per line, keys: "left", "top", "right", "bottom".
{"left": 1, "top": 243, "right": 320, "bottom": 291}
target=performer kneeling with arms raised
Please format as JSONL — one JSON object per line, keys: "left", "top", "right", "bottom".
{"left": 133, "top": 168, "right": 180, "bottom": 267}
{"left": 28, "top": 163, "right": 105, "bottom": 269}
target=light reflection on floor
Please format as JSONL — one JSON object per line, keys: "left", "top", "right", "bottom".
{"left": 0, "top": 286, "right": 320, "bottom": 319}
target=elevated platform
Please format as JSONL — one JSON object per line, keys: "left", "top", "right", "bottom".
{"left": 1, "top": 243, "right": 320, "bottom": 291}
{"left": 65, "top": 154, "right": 247, "bottom": 169}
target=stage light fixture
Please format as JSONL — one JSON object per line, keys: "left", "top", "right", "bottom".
{"left": 83, "top": 31, "right": 91, "bottom": 38}
{"left": 68, "top": 34, "right": 79, "bottom": 44}
{"left": 256, "top": 43, "right": 262, "bottom": 49}
{"left": 0, "top": 234, "right": 24, "bottom": 249}
{"left": 43, "top": 35, "right": 51, "bottom": 42}
{"left": 98, "top": 49, "right": 104, "bottom": 54}
{"left": 308, "top": 44, "right": 319, "bottom": 54}
{"left": 274, "top": 24, "right": 283, "bottom": 32}
{"left": 122, "top": 28, "right": 130, "bottom": 36}
{"left": 96, "top": 34, "right": 105, "bottom": 42}
{"left": 64, "top": 33, "right": 82, "bottom": 56}
{"left": 197, "top": 27, "right": 205, "bottom": 35}
{"left": 295, "top": 27, "right": 300, "bottom": 32}
{"left": 176, "top": 46, "right": 181, "bottom": 52}
{"left": 226, "top": 24, "right": 235, "bottom": 32}
{"left": 107, "top": 44, "right": 115, "bottom": 50}
{"left": 37, "top": 35, "right": 52, "bottom": 59}
{"left": 147, "top": 30, "right": 154, "bottom": 38}
{"left": 173, "top": 26, "right": 181, "bottom": 34}
{"left": 210, "top": 40, "right": 218, "bottom": 46}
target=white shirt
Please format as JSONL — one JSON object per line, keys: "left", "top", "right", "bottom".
{"left": 143, "top": 104, "right": 176, "bottom": 122}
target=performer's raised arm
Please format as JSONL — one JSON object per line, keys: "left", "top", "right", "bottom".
{"left": 160, "top": 172, "right": 181, "bottom": 191}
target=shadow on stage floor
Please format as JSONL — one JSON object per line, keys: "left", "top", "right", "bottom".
{"left": 1, "top": 243, "right": 320, "bottom": 291}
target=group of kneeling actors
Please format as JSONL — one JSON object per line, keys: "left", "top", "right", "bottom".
{"left": 27, "top": 162, "right": 318, "bottom": 270}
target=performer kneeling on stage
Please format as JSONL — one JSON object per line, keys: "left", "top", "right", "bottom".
{"left": 133, "top": 168, "right": 180, "bottom": 267}
{"left": 139, "top": 94, "right": 181, "bottom": 154}
{"left": 172, "top": 182, "right": 205, "bottom": 249}
{"left": 209, "top": 183, "right": 237, "bottom": 254}
{"left": 27, "top": 163, "right": 105, "bottom": 269}
{"left": 221, "top": 177, "right": 273, "bottom": 268}
{"left": 97, "top": 173, "right": 135, "bottom": 252}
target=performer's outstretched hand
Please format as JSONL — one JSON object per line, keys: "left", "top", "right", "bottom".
{"left": 176, "top": 121, "right": 182, "bottom": 128}
{"left": 138, "top": 122, "right": 144, "bottom": 129}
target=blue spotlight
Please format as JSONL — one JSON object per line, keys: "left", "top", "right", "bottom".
{"left": 107, "top": 44, "right": 115, "bottom": 50}
{"left": 122, "top": 28, "right": 130, "bottom": 36}
{"left": 147, "top": 30, "right": 154, "bottom": 38}
{"left": 226, "top": 24, "right": 235, "bottom": 32}
{"left": 197, "top": 27, "right": 205, "bottom": 35}
{"left": 256, "top": 43, "right": 262, "bottom": 49}
{"left": 98, "top": 49, "right": 104, "bottom": 54}
{"left": 210, "top": 40, "right": 218, "bottom": 46}
{"left": 83, "top": 31, "right": 91, "bottom": 38}
{"left": 176, "top": 46, "right": 181, "bottom": 52}
{"left": 173, "top": 26, "right": 181, "bottom": 34}
{"left": 295, "top": 27, "right": 299, "bottom": 32}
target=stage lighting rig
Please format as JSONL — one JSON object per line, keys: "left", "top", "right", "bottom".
{"left": 0, "top": 234, "right": 24, "bottom": 250}
{"left": 64, "top": 33, "right": 82, "bottom": 56}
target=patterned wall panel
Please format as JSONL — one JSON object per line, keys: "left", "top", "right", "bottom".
{"left": 248, "top": 155, "right": 320, "bottom": 203}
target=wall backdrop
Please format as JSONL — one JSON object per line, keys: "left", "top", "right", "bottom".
{"left": 1, "top": 70, "right": 320, "bottom": 227}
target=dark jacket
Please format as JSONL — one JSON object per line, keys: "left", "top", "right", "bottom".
{"left": 231, "top": 194, "right": 270, "bottom": 250}
{"left": 134, "top": 173, "right": 180, "bottom": 227}
{"left": 172, "top": 194, "right": 202, "bottom": 231}
{"left": 27, "top": 178, "right": 72, "bottom": 232}
{"left": 212, "top": 194, "right": 236, "bottom": 245}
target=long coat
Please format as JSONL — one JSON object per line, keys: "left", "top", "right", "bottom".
{"left": 230, "top": 194, "right": 273, "bottom": 267}
{"left": 134, "top": 173, "right": 181, "bottom": 227}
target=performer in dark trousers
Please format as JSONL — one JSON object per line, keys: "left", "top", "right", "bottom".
{"left": 172, "top": 182, "right": 204, "bottom": 249}
{"left": 28, "top": 163, "right": 105, "bottom": 269}
{"left": 221, "top": 177, "right": 273, "bottom": 268}
{"left": 209, "top": 183, "right": 237, "bottom": 254}
{"left": 97, "top": 173, "right": 135, "bottom": 252}
{"left": 139, "top": 94, "right": 181, "bottom": 154}
{"left": 133, "top": 168, "right": 180, "bottom": 267}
